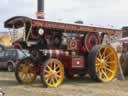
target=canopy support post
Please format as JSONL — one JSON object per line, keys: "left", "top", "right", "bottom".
{"left": 23, "top": 22, "right": 26, "bottom": 41}
{"left": 26, "top": 20, "right": 32, "bottom": 42}
{"left": 11, "top": 24, "right": 17, "bottom": 43}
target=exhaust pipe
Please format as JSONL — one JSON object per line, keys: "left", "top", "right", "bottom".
{"left": 37, "top": 0, "right": 44, "bottom": 19}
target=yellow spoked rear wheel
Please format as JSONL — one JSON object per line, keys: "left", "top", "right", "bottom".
{"left": 88, "top": 45, "right": 117, "bottom": 82}
{"left": 15, "top": 58, "right": 37, "bottom": 84}
{"left": 41, "top": 59, "right": 64, "bottom": 87}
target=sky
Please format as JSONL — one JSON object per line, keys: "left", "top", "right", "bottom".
{"left": 0, "top": 0, "right": 128, "bottom": 31}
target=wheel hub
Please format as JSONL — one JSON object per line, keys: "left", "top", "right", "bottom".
{"left": 48, "top": 71, "right": 56, "bottom": 78}
{"left": 22, "top": 65, "right": 29, "bottom": 74}
{"left": 100, "top": 59, "right": 105, "bottom": 64}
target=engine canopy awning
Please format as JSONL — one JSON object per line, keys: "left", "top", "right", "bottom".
{"left": 4, "top": 16, "right": 122, "bottom": 35}
{"left": 4, "top": 16, "right": 31, "bottom": 28}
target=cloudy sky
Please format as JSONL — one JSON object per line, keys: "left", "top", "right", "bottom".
{"left": 0, "top": 0, "right": 128, "bottom": 31}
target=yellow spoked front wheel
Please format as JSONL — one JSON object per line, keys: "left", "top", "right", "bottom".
{"left": 40, "top": 59, "right": 64, "bottom": 87}
{"left": 88, "top": 45, "right": 117, "bottom": 82}
{"left": 15, "top": 58, "right": 37, "bottom": 84}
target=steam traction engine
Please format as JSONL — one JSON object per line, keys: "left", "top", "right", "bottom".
{"left": 4, "top": 16, "right": 121, "bottom": 87}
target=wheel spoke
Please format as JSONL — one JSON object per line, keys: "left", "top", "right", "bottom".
{"left": 55, "top": 66, "right": 59, "bottom": 71}
{"left": 96, "top": 63, "right": 101, "bottom": 72}
{"left": 53, "top": 62, "right": 56, "bottom": 70}
{"left": 49, "top": 78, "right": 54, "bottom": 85}
{"left": 21, "top": 73, "right": 26, "bottom": 80}
{"left": 103, "top": 48, "right": 107, "bottom": 57}
{"left": 56, "top": 71, "right": 60, "bottom": 74}
{"left": 98, "top": 51, "right": 103, "bottom": 59}
{"left": 104, "top": 52, "right": 113, "bottom": 60}
{"left": 30, "top": 69, "right": 35, "bottom": 73}
{"left": 96, "top": 68, "right": 100, "bottom": 73}
{"left": 47, "top": 65, "right": 52, "bottom": 71}
{"left": 54, "top": 76, "right": 59, "bottom": 81}
{"left": 29, "top": 73, "right": 34, "bottom": 78}
{"left": 48, "top": 62, "right": 53, "bottom": 69}
{"left": 45, "top": 77, "right": 50, "bottom": 83}
{"left": 104, "top": 63, "right": 111, "bottom": 67}
{"left": 44, "top": 69, "right": 49, "bottom": 73}
{"left": 53, "top": 63, "right": 58, "bottom": 71}
{"left": 103, "top": 67, "right": 113, "bottom": 73}
{"left": 44, "top": 74, "right": 49, "bottom": 78}
{"left": 52, "top": 78, "right": 56, "bottom": 85}
{"left": 56, "top": 74, "right": 61, "bottom": 79}
{"left": 19, "top": 64, "right": 25, "bottom": 71}
{"left": 105, "top": 61, "right": 114, "bottom": 64}
{"left": 101, "top": 69, "right": 109, "bottom": 79}
{"left": 98, "top": 70, "right": 103, "bottom": 79}
{"left": 96, "top": 62, "right": 101, "bottom": 66}
{"left": 26, "top": 74, "right": 31, "bottom": 80}
{"left": 96, "top": 58, "right": 101, "bottom": 63}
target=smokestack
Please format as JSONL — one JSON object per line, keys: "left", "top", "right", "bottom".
{"left": 37, "top": 0, "right": 44, "bottom": 19}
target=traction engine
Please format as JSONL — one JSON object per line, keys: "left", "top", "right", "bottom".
{"left": 4, "top": 16, "right": 121, "bottom": 87}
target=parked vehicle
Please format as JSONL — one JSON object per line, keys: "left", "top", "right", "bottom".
{"left": 0, "top": 48, "right": 30, "bottom": 72}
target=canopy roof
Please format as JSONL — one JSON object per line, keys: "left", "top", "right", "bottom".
{"left": 119, "top": 37, "right": 128, "bottom": 43}
{"left": 4, "top": 16, "right": 31, "bottom": 28}
{"left": 4, "top": 16, "right": 122, "bottom": 34}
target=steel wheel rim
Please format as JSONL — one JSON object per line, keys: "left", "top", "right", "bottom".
{"left": 96, "top": 46, "right": 117, "bottom": 82}
{"left": 44, "top": 59, "right": 64, "bottom": 87}
{"left": 18, "top": 59, "right": 36, "bottom": 83}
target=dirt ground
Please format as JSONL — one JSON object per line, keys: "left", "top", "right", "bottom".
{"left": 0, "top": 72, "right": 128, "bottom": 96}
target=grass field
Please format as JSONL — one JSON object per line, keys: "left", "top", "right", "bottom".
{"left": 0, "top": 72, "right": 128, "bottom": 96}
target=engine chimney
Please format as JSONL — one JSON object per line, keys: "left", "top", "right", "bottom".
{"left": 37, "top": 0, "right": 44, "bottom": 19}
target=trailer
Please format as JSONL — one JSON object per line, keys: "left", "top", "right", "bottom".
{"left": 4, "top": 16, "right": 122, "bottom": 87}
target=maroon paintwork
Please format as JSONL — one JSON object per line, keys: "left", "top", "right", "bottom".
{"left": 4, "top": 16, "right": 122, "bottom": 76}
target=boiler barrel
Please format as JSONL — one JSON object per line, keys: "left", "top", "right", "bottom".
{"left": 43, "top": 50, "right": 70, "bottom": 58}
